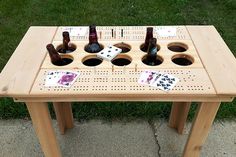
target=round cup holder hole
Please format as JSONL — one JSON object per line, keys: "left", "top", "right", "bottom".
{"left": 113, "top": 42, "right": 131, "bottom": 53}
{"left": 112, "top": 54, "right": 132, "bottom": 66}
{"left": 56, "top": 43, "right": 77, "bottom": 53}
{"left": 82, "top": 55, "right": 103, "bottom": 67}
{"left": 142, "top": 55, "right": 163, "bottom": 66}
{"left": 84, "top": 43, "right": 104, "bottom": 53}
{"left": 52, "top": 55, "right": 74, "bottom": 66}
{"left": 168, "top": 42, "right": 188, "bottom": 52}
{"left": 172, "top": 54, "right": 194, "bottom": 66}
{"left": 140, "top": 43, "right": 160, "bottom": 53}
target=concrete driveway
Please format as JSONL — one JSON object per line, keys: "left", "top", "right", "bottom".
{"left": 0, "top": 119, "right": 235, "bottom": 157}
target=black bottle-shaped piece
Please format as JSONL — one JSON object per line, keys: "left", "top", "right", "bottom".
{"left": 141, "top": 27, "right": 153, "bottom": 52}
{"left": 46, "top": 44, "right": 66, "bottom": 66}
{"left": 146, "top": 38, "right": 158, "bottom": 66}
{"left": 84, "top": 25, "right": 103, "bottom": 53}
{"left": 58, "top": 31, "right": 75, "bottom": 53}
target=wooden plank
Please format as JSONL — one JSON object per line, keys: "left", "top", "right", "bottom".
{"left": 31, "top": 69, "right": 215, "bottom": 96}
{"left": 14, "top": 94, "right": 233, "bottom": 102}
{"left": 31, "top": 26, "right": 216, "bottom": 98}
{"left": 0, "top": 26, "right": 57, "bottom": 97}
{"left": 53, "top": 102, "right": 66, "bottom": 134}
{"left": 62, "top": 102, "right": 74, "bottom": 129}
{"left": 182, "top": 102, "right": 220, "bottom": 157}
{"left": 187, "top": 26, "right": 236, "bottom": 95}
{"left": 54, "top": 26, "right": 191, "bottom": 41}
{"left": 169, "top": 102, "right": 191, "bottom": 134}
{"left": 53, "top": 102, "right": 74, "bottom": 134}
{"left": 41, "top": 40, "right": 203, "bottom": 69}
{"left": 26, "top": 102, "right": 62, "bottom": 157}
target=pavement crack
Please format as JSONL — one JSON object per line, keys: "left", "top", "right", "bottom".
{"left": 148, "top": 120, "right": 161, "bottom": 157}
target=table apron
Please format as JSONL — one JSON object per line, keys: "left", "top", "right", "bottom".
{"left": 13, "top": 95, "right": 233, "bottom": 102}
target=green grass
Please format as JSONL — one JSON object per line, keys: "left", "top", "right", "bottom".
{"left": 0, "top": 0, "right": 236, "bottom": 120}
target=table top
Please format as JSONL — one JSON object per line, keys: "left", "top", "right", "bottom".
{"left": 1, "top": 26, "right": 236, "bottom": 102}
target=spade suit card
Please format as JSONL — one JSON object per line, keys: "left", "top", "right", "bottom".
{"left": 153, "top": 73, "right": 179, "bottom": 91}
{"left": 138, "top": 70, "right": 179, "bottom": 91}
{"left": 97, "top": 45, "right": 122, "bottom": 61}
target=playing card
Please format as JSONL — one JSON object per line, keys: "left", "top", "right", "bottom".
{"left": 45, "top": 71, "right": 80, "bottom": 88}
{"left": 57, "top": 71, "right": 79, "bottom": 87}
{"left": 156, "top": 27, "right": 177, "bottom": 37}
{"left": 45, "top": 71, "right": 63, "bottom": 87}
{"left": 62, "top": 27, "right": 88, "bottom": 37}
{"left": 138, "top": 70, "right": 163, "bottom": 86}
{"left": 97, "top": 45, "right": 122, "bottom": 61}
{"left": 153, "top": 73, "right": 179, "bottom": 91}
{"left": 138, "top": 70, "right": 179, "bottom": 92}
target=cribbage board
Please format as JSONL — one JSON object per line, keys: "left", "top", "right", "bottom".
{"left": 30, "top": 26, "right": 215, "bottom": 97}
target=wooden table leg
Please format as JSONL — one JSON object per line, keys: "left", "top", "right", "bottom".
{"left": 26, "top": 102, "right": 62, "bottom": 157}
{"left": 182, "top": 102, "right": 220, "bottom": 157}
{"left": 53, "top": 102, "right": 74, "bottom": 134}
{"left": 169, "top": 102, "right": 191, "bottom": 134}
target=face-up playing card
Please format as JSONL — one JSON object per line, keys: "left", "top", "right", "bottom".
{"left": 45, "top": 71, "right": 80, "bottom": 88}
{"left": 57, "top": 71, "right": 79, "bottom": 87}
{"left": 97, "top": 45, "right": 122, "bottom": 61}
{"left": 152, "top": 73, "right": 179, "bottom": 91}
{"left": 62, "top": 27, "right": 88, "bottom": 37}
{"left": 156, "top": 27, "right": 177, "bottom": 37}
{"left": 45, "top": 71, "right": 63, "bottom": 87}
{"left": 138, "top": 70, "right": 163, "bottom": 86}
{"left": 138, "top": 70, "right": 179, "bottom": 92}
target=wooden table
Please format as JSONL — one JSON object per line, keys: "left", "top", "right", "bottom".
{"left": 1, "top": 26, "right": 236, "bottom": 157}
